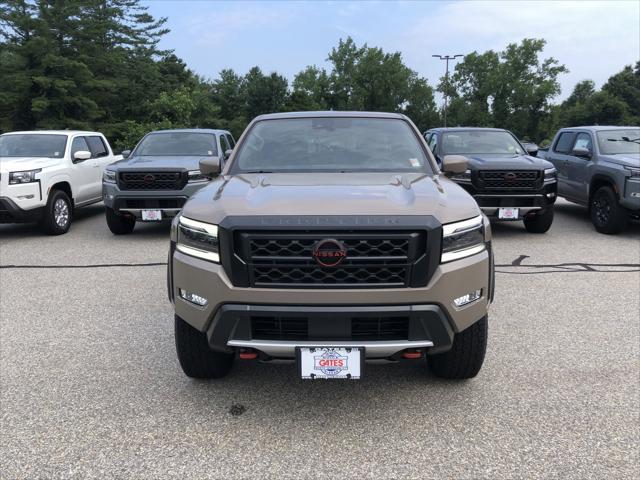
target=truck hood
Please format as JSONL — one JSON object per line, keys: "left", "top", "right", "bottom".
{"left": 600, "top": 153, "right": 640, "bottom": 168}
{"left": 464, "top": 154, "right": 554, "bottom": 170}
{"left": 0, "top": 156, "right": 60, "bottom": 173}
{"left": 108, "top": 155, "right": 204, "bottom": 171}
{"left": 181, "top": 172, "right": 480, "bottom": 225}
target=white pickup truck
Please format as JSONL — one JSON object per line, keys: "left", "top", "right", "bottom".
{"left": 0, "top": 130, "right": 120, "bottom": 234}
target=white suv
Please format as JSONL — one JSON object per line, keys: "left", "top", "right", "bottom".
{"left": 0, "top": 130, "right": 119, "bottom": 234}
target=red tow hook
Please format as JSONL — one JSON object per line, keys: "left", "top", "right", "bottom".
{"left": 401, "top": 349, "right": 423, "bottom": 359}
{"left": 239, "top": 348, "right": 258, "bottom": 360}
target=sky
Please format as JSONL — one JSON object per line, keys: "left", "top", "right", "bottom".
{"left": 144, "top": 0, "right": 640, "bottom": 103}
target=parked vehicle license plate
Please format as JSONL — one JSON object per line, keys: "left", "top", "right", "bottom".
{"left": 141, "top": 209, "right": 162, "bottom": 221}
{"left": 298, "top": 347, "right": 363, "bottom": 380}
{"left": 498, "top": 207, "right": 519, "bottom": 220}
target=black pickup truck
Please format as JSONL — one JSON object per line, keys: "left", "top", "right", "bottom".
{"left": 425, "top": 127, "right": 558, "bottom": 233}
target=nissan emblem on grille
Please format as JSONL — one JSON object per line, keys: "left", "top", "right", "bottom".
{"left": 143, "top": 174, "right": 155, "bottom": 184}
{"left": 312, "top": 239, "right": 347, "bottom": 267}
{"left": 504, "top": 172, "right": 517, "bottom": 181}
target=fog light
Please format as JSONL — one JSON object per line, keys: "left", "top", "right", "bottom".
{"left": 453, "top": 289, "right": 482, "bottom": 307}
{"left": 179, "top": 289, "right": 208, "bottom": 307}
{"left": 547, "top": 192, "right": 556, "bottom": 198}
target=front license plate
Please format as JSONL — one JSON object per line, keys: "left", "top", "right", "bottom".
{"left": 298, "top": 347, "right": 363, "bottom": 380}
{"left": 141, "top": 209, "right": 162, "bottom": 221}
{"left": 498, "top": 207, "right": 519, "bottom": 220}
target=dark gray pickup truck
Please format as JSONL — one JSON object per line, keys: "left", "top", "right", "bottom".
{"left": 540, "top": 126, "right": 639, "bottom": 234}
{"left": 102, "top": 129, "right": 235, "bottom": 234}
{"left": 424, "top": 127, "right": 557, "bottom": 233}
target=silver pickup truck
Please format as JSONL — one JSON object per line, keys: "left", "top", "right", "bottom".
{"left": 540, "top": 126, "right": 639, "bottom": 234}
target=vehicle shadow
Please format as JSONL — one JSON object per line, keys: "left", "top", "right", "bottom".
{"left": 175, "top": 359, "right": 482, "bottom": 422}
{"left": 0, "top": 202, "right": 106, "bottom": 238}
{"left": 553, "top": 201, "right": 640, "bottom": 237}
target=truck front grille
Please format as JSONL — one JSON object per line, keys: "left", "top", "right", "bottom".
{"left": 238, "top": 232, "right": 424, "bottom": 288}
{"left": 474, "top": 170, "right": 541, "bottom": 190}
{"left": 118, "top": 171, "right": 186, "bottom": 190}
{"left": 251, "top": 316, "right": 409, "bottom": 341}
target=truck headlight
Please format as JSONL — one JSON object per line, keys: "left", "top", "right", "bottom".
{"left": 9, "top": 169, "right": 41, "bottom": 184}
{"left": 103, "top": 170, "right": 116, "bottom": 183}
{"left": 187, "top": 170, "right": 208, "bottom": 183}
{"left": 544, "top": 168, "right": 557, "bottom": 181}
{"left": 624, "top": 166, "right": 640, "bottom": 177}
{"left": 176, "top": 216, "right": 220, "bottom": 263}
{"left": 441, "top": 215, "right": 485, "bottom": 263}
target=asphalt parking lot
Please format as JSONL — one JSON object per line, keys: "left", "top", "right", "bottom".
{"left": 1, "top": 199, "right": 639, "bottom": 479}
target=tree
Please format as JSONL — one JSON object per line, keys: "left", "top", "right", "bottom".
{"left": 602, "top": 62, "right": 640, "bottom": 124}
{"left": 288, "top": 65, "right": 330, "bottom": 111}
{"left": 442, "top": 39, "right": 567, "bottom": 141}
{"left": 244, "top": 67, "right": 288, "bottom": 120}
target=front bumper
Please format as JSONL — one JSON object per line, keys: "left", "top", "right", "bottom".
{"left": 0, "top": 196, "right": 45, "bottom": 223}
{"left": 170, "top": 244, "right": 492, "bottom": 358}
{"left": 102, "top": 181, "right": 207, "bottom": 219}
{"left": 213, "top": 304, "right": 453, "bottom": 358}
{"left": 622, "top": 176, "right": 640, "bottom": 212}
{"left": 456, "top": 180, "right": 557, "bottom": 219}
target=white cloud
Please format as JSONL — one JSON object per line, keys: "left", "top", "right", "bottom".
{"left": 175, "top": 6, "right": 294, "bottom": 48}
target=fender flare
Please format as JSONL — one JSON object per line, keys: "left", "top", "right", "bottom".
{"left": 589, "top": 173, "right": 618, "bottom": 199}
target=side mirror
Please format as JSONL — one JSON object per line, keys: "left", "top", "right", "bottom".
{"left": 73, "top": 150, "right": 91, "bottom": 162}
{"left": 442, "top": 155, "right": 468, "bottom": 175}
{"left": 525, "top": 145, "right": 538, "bottom": 156}
{"left": 224, "top": 149, "right": 233, "bottom": 159}
{"left": 572, "top": 147, "right": 591, "bottom": 158}
{"left": 121, "top": 150, "right": 131, "bottom": 159}
{"left": 199, "top": 157, "right": 221, "bottom": 178}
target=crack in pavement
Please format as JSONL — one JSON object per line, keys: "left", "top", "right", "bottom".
{"left": 0, "top": 258, "right": 638, "bottom": 274}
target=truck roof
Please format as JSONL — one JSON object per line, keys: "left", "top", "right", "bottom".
{"left": 254, "top": 111, "right": 408, "bottom": 121}
{"left": 1, "top": 130, "right": 102, "bottom": 136}
{"left": 148, "top": 128, "right": 230, "bottom": 134}
{"left": 425, "top": 127, "right": 508, "bottom": 133}
{"left": 557, "top": 126, "right": 640, "bottom": 131}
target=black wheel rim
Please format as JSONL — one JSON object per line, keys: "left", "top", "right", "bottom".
{"left": 593, "top": 196, "right": 610, "bottom": 225}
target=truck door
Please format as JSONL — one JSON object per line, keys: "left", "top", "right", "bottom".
{"left": 564, "top": 132, "right": 593, "bottom": 203}
{"left": 85, "top": 135, "right": 112, "bottom": 200}
{"left": 545, "top": 131, "right": 576, "bottom": 198}
{"left": 69, "top": 136, "right": 96, "bottom": 203}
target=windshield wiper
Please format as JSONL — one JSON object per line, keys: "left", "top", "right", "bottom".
{"left": 607, "top": 137, "right": 640, "bottom": 144}
{"left": 243, "top": 170, "right": 274, "bottom": 174}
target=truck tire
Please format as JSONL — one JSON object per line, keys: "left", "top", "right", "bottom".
{"left": 175, "top": 314, "right": 234, "bottom": 379}
{"left": 523, "top": 208, "right": 554, "bottom": 233}
{"left": 428, "top": 315, "right": 487, "bottom": 379}
{"left": 40, "top": 189, "right": 72, "bottom": 235}
{"left": 590, "top": 186, "right": 628, "bottom": 234}
{"left": 105, "top": 207, "right": 135, "bottom": 235}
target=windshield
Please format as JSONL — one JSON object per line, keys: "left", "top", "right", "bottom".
{"left": 135, "top": 132, "right": 217, "bottom": 156}
{"left": 441, "top": 131, "right": 524, "bottom": 156}
{"left": 230, "top": 117, "right": 431, "bottom": 174}
{"left": 0, "top": 134, "right": 67, "bottom": 158}
{"left": 596, "top": 129, "right": 640, "bottom": 155}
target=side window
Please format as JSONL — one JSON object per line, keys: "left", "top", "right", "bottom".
{"left": 226, "top": 134, "right": 235, "bottom": 148}
{"left": 554, "top": 132, "right": 577, "bottom": 154}
{"left": 428, "top": 133, "right": 438, "bottom": 154}
{"left": 573, "top": 132, "right": 592, "bottom": 152}
{"left": 220, "top": 135, "right": 230, "bottom": 156}
{"left": 86, "top": 136, "right": 108, "bottom": 158}
{"left": 71, "top": 136, "right": 90, "bottom": 161}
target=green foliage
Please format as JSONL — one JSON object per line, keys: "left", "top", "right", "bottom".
{"left": 0, "top": 5, "right": 636, "bottom": 149}
{"left": 555, "top": 62, "right": 639, "bottom": 130}
{"left": 441, "top": 39, "right": 567, "bottom": 141}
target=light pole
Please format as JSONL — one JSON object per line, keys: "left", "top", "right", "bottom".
{"left": 433, "top": 54, "right": 463, "bottom": 128}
